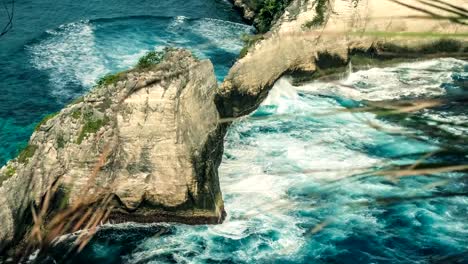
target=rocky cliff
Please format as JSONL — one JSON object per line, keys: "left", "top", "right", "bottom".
{"left": 1, "top": 0, "right": 467, "bottom": 255}
{"left": 219, "top": 0, "right": 468, "bottom": 118}
{"left": 230, "top": 0, "right": 292, "bottom": 33}
{"left": 0, "top": 49, "right": 226, "bottom": 252}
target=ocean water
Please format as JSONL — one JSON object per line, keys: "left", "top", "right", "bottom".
{"left": 1, "top": 1, "right": 467, "bottom": 264}
{"left": 0, "top": 0, "right": 250, "bottom": 165}
{"left": 43, "top": 59, "right": 467, "bottom": 264}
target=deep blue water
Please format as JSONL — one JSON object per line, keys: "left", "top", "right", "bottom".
{"left": 1, "top": 1, "right": 468, "bottom": 264}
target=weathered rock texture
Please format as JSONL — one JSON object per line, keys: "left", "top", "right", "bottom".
{"left": 231, "top": 0, "right": 257, "bottom": 21}
{"left": 1, "top": 0, "right": 467, "bottom": 255}
{"left": 0, "top": 49, "right": 226, "bottom": 252}
{"left": 230, "top": 0, "right": 293, "bottom": 33}
{"left": 219, "top": 0, "right": 468, "bottom": 117}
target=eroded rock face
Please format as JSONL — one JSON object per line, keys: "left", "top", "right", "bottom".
{"left": 218, "top": 0, "right": 468, "bottom": 118}
{"left": 0, "top": 49, "right": 226, "bottom": 252}
{"left": 230, "top": 0, "right": 293, "bottom": 32}
{"left": 232, "top": 0, "right": 257, "bottom": 21}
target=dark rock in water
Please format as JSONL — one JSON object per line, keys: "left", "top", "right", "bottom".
{"left": 36, "top": 223, "right": 174, "bottom": 264}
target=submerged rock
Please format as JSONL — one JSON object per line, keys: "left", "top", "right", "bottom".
{"left": 0, "top": 49, "right": 226, "bottom": 252}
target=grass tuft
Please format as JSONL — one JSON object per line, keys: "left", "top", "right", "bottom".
{"left": 76, "top": 115, "right": 109, "bottom": 144}
{"left": 96, "top": 72, "right": 125, "bottom": 87}
{"left": 136, "top": 50, "right": 166, "bottom": 69}
{"left": 17, "top": 144, "right": 38, "bottom": 164}
{"left": 302, "top": 0, "right": 329, "bottom": 29}
{"left": 35, "top": 112, "right": 59, "bottom": 131}
{"left": 239, "top": 34, "right": 265, "bottom": 58}
{"left": 0, "top": 165, "right": 16, "bottom": 186}
{"left": 255, "top": 0, "right": 292, "bottom": 33}
{"left": 71, "top": 109, "right": 82, "bottom": 119}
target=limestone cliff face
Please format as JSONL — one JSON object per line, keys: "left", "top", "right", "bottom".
{"left": 231, "top": 0, "right": 257, "bottom": 21}
{"left": 1, "top": 0, "right": 466, "bottom": 254}
{"left": 0, "top": 49, "right": 226, "bottom": 251}
{"left": 219, "top": 0, "right": 468, "bottom": 118}
{"left": 230, "top": 0, "right": 292, "bottom": 33}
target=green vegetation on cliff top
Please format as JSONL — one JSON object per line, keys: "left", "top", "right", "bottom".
{"left": 95, "top": 49, "right": 172, "bottom": 88}
{"left": 0, "top": 164, "right": 16, "bottom": 186}
{"left": 136, "top": 50, "right": 166, "bottom": 69}
{"left": 240, "top": 34, "right": 265, "bottom": 58}
{"left": 96, "top": 72, "right": 126, "bottom": 87}
{"left": 76, "top": 114, "right": 110, "bottom": 144}
{"left": 254, "top": 0, "right": 292, "bottom": 33}
{"left": 35, "top": 112, "right": 59, "bottom": 131}
{"left": 303, "top": 0, "right": 329, "bottom": 29}
{"left": 17, "top": 144, "right": 38, "bottom": 164}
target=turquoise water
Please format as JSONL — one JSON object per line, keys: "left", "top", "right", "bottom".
{"left": 0, "top": 0, "right": 249, "bottom": 165}
{"left": 44, "top": 59, "right": 468, "bottom": 264}
{"left": 1, "top": 1, "right": 468, "bottom": 263}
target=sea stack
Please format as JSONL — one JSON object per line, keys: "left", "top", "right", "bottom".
{"left": 0, "top": 49, "right": 226, "bottom": 251}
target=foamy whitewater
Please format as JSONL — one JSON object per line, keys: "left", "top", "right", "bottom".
{"left": 47, "top": 59, "right": 466, "bottom": 264}
{"left": 0, "top": 1, "right": 467, "bottom": 262}
{"left": 27, "top": 17, "right": 252, "bottom": 101}
{"left": 0, "top": 14, "right": 251, "bottom": 165}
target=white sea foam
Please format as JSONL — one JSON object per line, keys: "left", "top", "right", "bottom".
{"left": 28, "top": 17, "right": 252, "bottom": 101}
{"left": 191, "top": 18, "right": 252, "bottom": 53}
{"left": 28, "top": 23, "right": 467, "bottom": 261}
{"left": 145, "top": 59, "right": 464, "bottom": 262}
{"left": 298, "top": 58, "right": 467, "bottom": 101}
{"left": 170, "top": 15, "right": 188, "bottom": 28}
{"left": 28, "top": 21, "right": 107, "bottom": 101}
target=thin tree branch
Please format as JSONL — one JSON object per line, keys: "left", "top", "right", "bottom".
{"left": 0, "top": 0, "right": 14, "bottom": 38}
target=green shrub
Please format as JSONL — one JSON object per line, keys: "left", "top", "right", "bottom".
{"left": 96, "top": 72, "right": 123, "bottom": 87}
{"left": 302, "top": 0, "right": 329, "bottom": 29}
{"left": 57, "top": 134, "right": 65, "bottom": 149}
{"left": 5, "top": 165, "right": 15, "bottom": 177}
{"left": 71, "top": 109, "right": 82, "bottom": 119}
{"left": 35, "top": 112, "right": 59, "bottom": 131}
{"left": 136, "top": 50, "right": 166, "bottom": 69}
{"left": 76, "top": 116, "right": 109, "bottom": 144}
{"left": 255, "top": 0, "right": 292, "bottom": 33}
{"left": 239, "top": 34, "right": 264, "bottom": 58}
{"left": 18, "top": 144, "right": 38, "bottom": 164}
{"left": 0, "top": 165, "right": 16, "bottom": 186}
